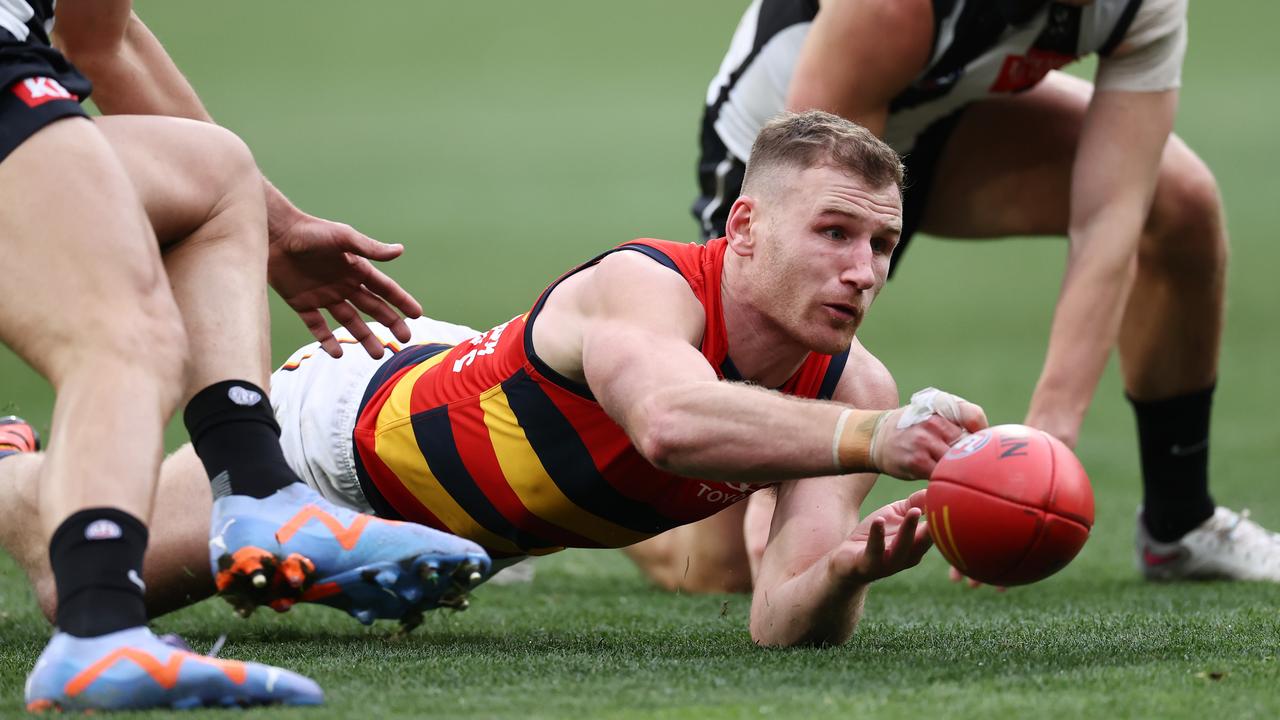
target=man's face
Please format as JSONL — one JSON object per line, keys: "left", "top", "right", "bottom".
{"left": 739, "top": 164, "right": 902, "bottom": 355}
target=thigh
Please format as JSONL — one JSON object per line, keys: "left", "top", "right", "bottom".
{"left": 0, "top": 116, "right": 164, "bottom": 375}
{"left": 916, "top": 71, "right": 1090, "bottom": 239}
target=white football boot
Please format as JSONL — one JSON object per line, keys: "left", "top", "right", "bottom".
{"left": 1137, "top": 506, "right": 1280, "bottom": 581}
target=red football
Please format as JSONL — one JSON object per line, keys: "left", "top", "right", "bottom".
{"left": 926, "top": 424, "right": 1094, "bottom": 586}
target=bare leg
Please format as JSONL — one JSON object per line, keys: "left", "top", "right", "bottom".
{"left": 95, "top": 116, "right": 273, "bottom": 395}
{"left": 0, "top": 445, "right": 216, "bottom": 622}
{"left": 0, "top": 117, "right": 189, "bottom": 539}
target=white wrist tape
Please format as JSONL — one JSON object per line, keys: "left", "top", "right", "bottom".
{"left": 896, "top": 387, "right": 968, "bottom": 429}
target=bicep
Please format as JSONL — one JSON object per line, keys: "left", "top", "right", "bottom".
{"left": 1071, "top": 89, "right": 1178, "bottom": 234}
{"left": 579, "top": 252, "right": 715, "bottom": 432}
{"left": 786, "top": 0, "right": 933, "bottom": 135}
{"left": 52, "top": 2, "right": 132, "bottom": 58}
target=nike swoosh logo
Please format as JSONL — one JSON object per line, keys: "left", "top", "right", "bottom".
{"left": 128, "top": 569, "right": 147, "bottom": 593}
{"left": 1143, "top": 548, "right": 1184, "bottom": 566}
{"left": 1170, "top": 439, "right": 1209, "bottom": 457}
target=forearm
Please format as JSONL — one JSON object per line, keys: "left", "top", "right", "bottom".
{"left": 635, "top": 381, "right": 881, "bottom": 483}
{"left": 57, "top": 11, "right": 304, "bottom": 239}
{"left": 1027, "top": 221, "right": 1141, "bottom": 432}
{"left": 59, "top": 15, "right": 212, "bottom": 121}
{"left": 749, "top": 556, "right": 869, "bottom": 647}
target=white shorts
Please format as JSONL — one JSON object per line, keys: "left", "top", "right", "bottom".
{"left": 269, "top": 317, "right": 481, "bottom": 512}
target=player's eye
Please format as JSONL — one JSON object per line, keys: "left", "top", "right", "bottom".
{"left": 871, "top": 237, "right": 889, "bottom": 255}
{"left": 823, "top": 227, "right": 846, "bottom": 242}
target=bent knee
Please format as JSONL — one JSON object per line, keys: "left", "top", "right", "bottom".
{"left": 194, "top": 123, "right": 258, "bottom": 187}
{"left": 1143, "top": 141, "right": 1228, "bottom": 274}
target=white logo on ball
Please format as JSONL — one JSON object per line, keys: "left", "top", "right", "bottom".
{"left": 85, "top": 519, "right": 123, "bottom": 540}
{"left": 945, "top": 430, "right": 992, "bottom": 459}
{"left": 227, "top": 386, "right": 262, "bottom": 406}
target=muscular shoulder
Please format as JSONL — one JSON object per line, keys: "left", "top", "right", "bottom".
{"left": 829, "top": 337, "right": 897, "bottom": 410}
{"left": 535, "top": 249, "right": 706, "bottom": 382}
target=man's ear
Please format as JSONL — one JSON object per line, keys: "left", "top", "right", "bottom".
{"left": 725, "top": 195, "right": 758, "bottom": 257}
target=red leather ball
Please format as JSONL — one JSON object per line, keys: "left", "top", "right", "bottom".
{"left": 926, "top": 424, "right": 1094, "bottom": 586}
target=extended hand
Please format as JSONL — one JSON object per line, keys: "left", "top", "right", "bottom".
{"left": 872, "top": 388, "right": 988, "bottom": 479}
{"left": 267, "top": 213, "right": 423, "bottom": 359}
{"left": 828, "top": 490, "right": 933, "bottom": 585}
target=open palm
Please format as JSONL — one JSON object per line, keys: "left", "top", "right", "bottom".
{"left": 830, "top": 490, "right": 933, "bottom": 584}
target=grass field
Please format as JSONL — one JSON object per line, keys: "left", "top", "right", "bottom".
{"left": 2, "top": 1, "right": 1279, "bottom": 717}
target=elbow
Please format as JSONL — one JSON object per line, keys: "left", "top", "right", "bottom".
{"left": 632, "top": 395, "right": 683, "bottom": 472}
{"left": 748, "top": 615, "right": 860, "bottom": 649}
{"left": 57, "top": 38, "right": 127, "bottom": 80}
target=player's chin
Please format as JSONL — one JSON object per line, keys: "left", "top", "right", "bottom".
{"left": 807, "top": 317, "right": 859, "bottom": 355}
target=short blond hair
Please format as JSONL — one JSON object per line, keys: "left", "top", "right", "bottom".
{"left": 742, "top": 111, "right": 904, "bottom": 195}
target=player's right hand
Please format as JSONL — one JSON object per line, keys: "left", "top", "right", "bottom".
{"left": 871, "top": 388, "right": 987, "bottom": 480}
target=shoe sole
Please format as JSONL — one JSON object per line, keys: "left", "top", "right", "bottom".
{"left": 214, "top": 547, "right": 489, "bottom": 633}
{"left": 28, "top": 695, "right": 320, "bottom": 712}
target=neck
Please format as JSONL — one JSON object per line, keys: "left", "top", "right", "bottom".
{"left": 720, "top": 256, "right": 809, "bottom": 388}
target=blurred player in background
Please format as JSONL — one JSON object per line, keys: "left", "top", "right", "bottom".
{"left": 0, "top": 1, "right": 485, "bottom": 712}
{"left": 2, "top": 111, "right": 989, "bottom": 649}
{"left": 684, "top": 0, "right": 1280, "bottom": 585}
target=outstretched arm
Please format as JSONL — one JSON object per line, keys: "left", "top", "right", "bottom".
{"left": 1025, "top": 88, "right": 1178, "bottom": 446}
{"left": 52, "top": 2, "right": 421, "bottom": 358}
{"left": 574, "top": 251, "right": 983, "bottom": 482}
{"left": 1024, "top": 1, "right": 1186, "bottom": 445}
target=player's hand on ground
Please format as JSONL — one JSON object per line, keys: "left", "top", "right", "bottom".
{"left": 267, "top": 212, "right": 423, "bottom": 359}
{"left": 947, "top": 566, "right": 1007, "bottom": 592}
{"left": 872, "top": 388, "right": 988, "bottom": 479}
{"left": 828, "top": 490, "right": 933, "bottom": 585}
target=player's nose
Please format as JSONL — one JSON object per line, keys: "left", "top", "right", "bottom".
{"left": 838, "top": 241, "right": 878, "bottom": 290}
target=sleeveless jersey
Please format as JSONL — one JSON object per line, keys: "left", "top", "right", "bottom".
{"left": 352, "top": 238, "right": 850, "bottom": 558}
{"left": 0, "top": 0, "right": 54, "bottom": 45}
{"left": 705, "top": 0, "right": 1147, "bottom": 158}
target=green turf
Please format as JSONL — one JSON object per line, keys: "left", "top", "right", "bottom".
{"left": 2, "top": 1, "right": 1279, "bottom": 717}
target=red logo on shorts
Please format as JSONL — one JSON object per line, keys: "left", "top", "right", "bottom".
{"left": 11, "top": 77, "right": 79, "bottom": 108}
{"left": 989, "top": 49, "right": 1075, "bottom": 93}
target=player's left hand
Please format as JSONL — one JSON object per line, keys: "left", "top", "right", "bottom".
{"left": 828, "top": 489, "right": 933, "bottom": 584}
{"left": 267, "top": 212, "right": 423, "bottom": 359}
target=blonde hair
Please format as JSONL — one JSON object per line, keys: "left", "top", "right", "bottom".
{"left": 742, "top": 111, "right": 904, "bottom": 195}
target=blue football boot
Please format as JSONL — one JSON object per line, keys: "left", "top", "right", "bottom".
{"left": 24, "top": 626, "right": 322, "bottom": 712}
{"left": 209, "top": 483, "right": 490, "bottom": 631}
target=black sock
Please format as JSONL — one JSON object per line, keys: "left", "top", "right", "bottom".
{"left": 51, "top": 508, "right": 149, "bottom": 637}
{"left": 183, "top": 380, "right": 299, "bottom": 499}
{"left": 1130, "top": 384, "right": 1217, "bottom": 542}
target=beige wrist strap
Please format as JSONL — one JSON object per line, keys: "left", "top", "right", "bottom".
{"left": 832, "top": 408, "right": 889, "bottom": 473}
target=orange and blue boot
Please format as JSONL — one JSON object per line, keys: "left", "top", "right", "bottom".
{"left": 24, "top": 626, "right": 323, "bottom": 711}
{"left": 209, "top": 483, "right": 490, "bottom": 631}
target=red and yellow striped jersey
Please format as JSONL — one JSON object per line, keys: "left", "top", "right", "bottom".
{"left": 352, "top": 238, "right": 849, "bottom": 558}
